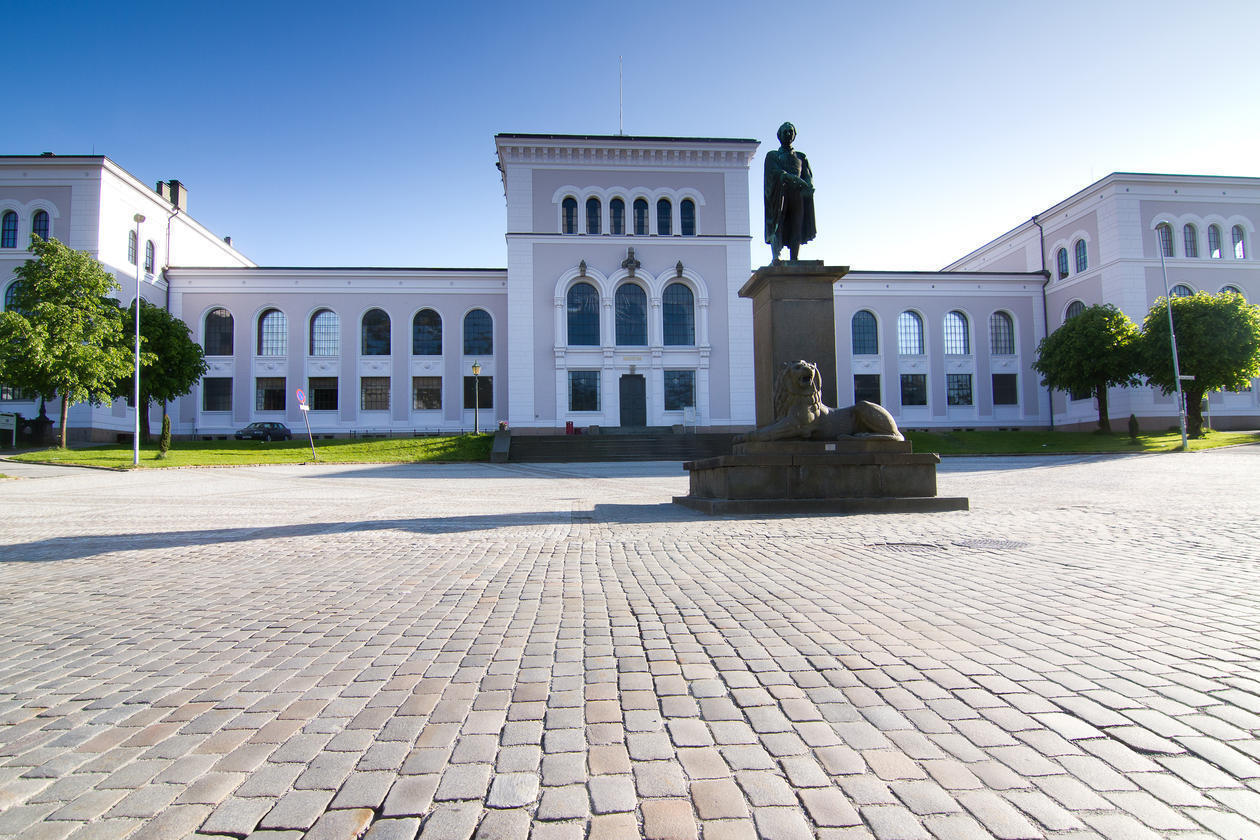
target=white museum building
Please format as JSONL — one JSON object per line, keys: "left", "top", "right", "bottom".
{"left": 1, "top": 139, "right": 1257, "bottom": 440}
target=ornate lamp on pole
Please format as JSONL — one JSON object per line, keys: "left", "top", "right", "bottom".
{"left": 132, "top": 213, "right": 145, "bottom": 467}
{"left": 471, "top": 360, "right": 481, "bottom": 434}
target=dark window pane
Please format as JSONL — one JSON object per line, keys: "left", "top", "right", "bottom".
{"left": 144, "top": 240, "right": 155, "bottom": 273}
{"left": 2, "top": 282, "right": 18, "bottom": 311}
{"left": 32, "top": 210, "right": 49, "bottom": 240}
{"left": 1056, "top": 248, "right": 1069, "bottom": 279}
{"left": 127, "top": 229, "right": 137, "bottom": 264}
{"left": 361, "top": 376, "right": 390, "bottom": 410}
{"left": 615, "top": 284, "right": 647, "bottom": 345}
{"left": 1, "top": 211, "right": 16, "bottom": 248}
{"left": 310, "top": 376, "right": 338, "bottom": 411}
{"left": 412, "top": 309, "right": 442, "bottom": 355}
{"left": 853, "top": 374, "right": 881, "bottom": 404}
{"left": 205, "top": 308, "right": 234, "bottom": 355}
{"left": 569, "top": 371, "right": 600, "bottom": 411}
{"left": 610, "top": 198, "right": 625, "bottom": 235}
{"left": 586, "top": 197, "right": 601, "bottom": 234}
{"left": 202, "top": 377, "right": 232, "bottom": 411}
{"left": 258, "top": 309, "right": 287, "bottom": 355}
{"left": 1074, "top": 239, "right": 1088, "bottom": 272}
{"left": 1, "top": 384, "right": 34, "bottom": 401}
{"left": 633, "top": 199, "right": 648, "bottom": 235}
{"left": 1183, "top": 225, "right": 1198, "bottom": 258}
{"left": 989, "top": 312, "right": 1014, "bottom": 355}
{"left": 1170, "top": 284, "right": 1193, "bottom": 298}
{"left": 946, "top": 373, "right": 972, "bottom": 406}
{"left": 310, "top": 309, "right": 339, "bottom": 355}
{"left": 1209, "top": 225, "right": 1223, "bottom": 258}
{"left": 463, "top": 376, "right": 493, "bottom": 409}
{"left": 361, "top": 309, "right": 390, "bottom": 355}
{"left": 851, "top": 311, "right": 878, "bottom": 355}
{"left": 562, "top": 197, "right": 577, "bottom": 234}
{"left": 567, "top": 283, "right": 600, "bottom": 346}
{"left": 463, "top": 309, "right": 493, "bottom": 355}
{"left": 1233, "top": 225, "right": 1247, "bottom": 259}
{"left": 412, "top": 376, "right": 441, "bottom": 410}
{"left": 255, "top": 377, "right": 286, "bottom": 411}
{"left": 662, "top": 283, "right": 694, "bottom": 346}
{"left": 900, "top": 373, "right": 927, "bottom": 406}
{"left": 656, "top": 199, "right": 671, "bottom": 235}
{"left": 1065, "top": 301, "right": 1085, "bottom": 321}
{"left": 992, "top": 373, "right": 1018, "bottom": 405}
{"left": 1156, "top": 223, "right": 1174, "bottom": 257}
{"left": 680, "top": 199, "right": 696, "bottom": 236}
{"left": 664, "top": 370, "right": 695, "bottom": 411}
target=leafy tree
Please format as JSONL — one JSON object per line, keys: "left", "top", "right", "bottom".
{"left": 1138, "top": 291, "right": 1260, "bottom": 437}
{"left": 0, "top": 238, "right": 132, "bottom": 447}
{"left": 1032, "top": 303, "right": 1142, "bottom": 433}
{"left": 114, "top": 299, "right": 207, "bottom": 442}
{"left": 157, "top": 414, "right": 172, "bottom": 459}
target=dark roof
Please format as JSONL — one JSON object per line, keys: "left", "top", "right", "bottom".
{"left": 496, "top": 133, "right": 757, "bottom": 145}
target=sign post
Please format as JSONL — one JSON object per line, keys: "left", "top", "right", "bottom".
{"left": 295, "top": 388, "right": 316, "bottom": 461}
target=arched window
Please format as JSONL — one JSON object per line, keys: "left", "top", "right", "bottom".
{"left": 1074, "top": 239, "right": 1087, "bottom": 273}
{"left": 989, "top": 312, "right": 1015, "bottom": 355}
{"left": 463, "top": 309, "right": 492, "bottom": 355}
{"left": 615, "top": 284, "right": 647, "bottom": 345}
{"left": 1233, "top": 225, "right": 1248, "bottom": 259}
{"left": 561, "top": 197, "right": 577, "bottom": 234}
{"left": 1183, "top": 224, "right": 1199, "bottom": 258}
{"left": 1065, "top": 300, "right": 1085, "bottom": 321}
{"left": 662, "top": 283, "right": 695, "bottom": 346}
{"left": 257, "top": 309, "right": 286, "bottom": 356}
{"left": 633, "top": 199, "right": 648, "bottom": 235}
{"left": 1169, "top": 284, "right": 1193, "bottom": 298}
{"left": 4, "top": 281, "right": 20, "bottom": 311}
{"left": 361, "top": 308, "right": 391, "bottom": 355}
{"left": 897, "top": 311, "right": 924, "bottom": 355}
{"left": 1208, "top": 225, "right": 1223, "bottom": 259}
{"left": 1056, "top": 248, "right": 1068, "bottom": 279}
{"left": 204, "top": 308, "right": 233, "bottom": 355}
{"left": 567, "top": 282, "right": 600, "bottom": 346}
{"left": 943, "top": 311, "right": 970, "bottom": 355}
{"left": 309, "top": 309, "right": 339, "bottom": 356}
{"left": 412, "top": 309, "right": 442, "bottom": 355}
{"left": 144, "top": 240, "right": 155, "bottom": 273}
{"left": 680, "top": 199, "right": 696, "bottom": 236}
{"left": 851, "top": 311, "right": 878, "bottom": 355}
{"left": 610, "top": 198, "right": 625, "bottom": 236}
{"left": 127, "top": 229, "right": 137, "bottom": 264}
{"left": 32, "top": 210, "right": 49, "bottom": 241}
{"left": 1221, "top": 285, "right": 1244, "bottom": 297}
{"left": 656, "top": 199, "right": 672, "bottom": 236}
{"left": 1156, "top": 222, "right": 1174, "bottom": 257}
{"left": 586, "top": 197, "right": 601, "bottom": 235}
{"left": 0, "top": 211, "right": 15, "bottom": 249}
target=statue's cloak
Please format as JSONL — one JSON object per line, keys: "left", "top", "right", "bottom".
{"left": 764, "top": 149, "right": 817, "bottom": 247}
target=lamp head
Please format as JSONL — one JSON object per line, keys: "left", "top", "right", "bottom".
{"left": 133, "top": 213, "right": 146, "bottom": 224}
{"left": 471, "top": 361, "right": 481, "bottom": 376}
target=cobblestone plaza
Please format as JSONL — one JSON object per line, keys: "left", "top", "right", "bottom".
{"left": 1, "top": 450, "right": 1259, "bottom": 839}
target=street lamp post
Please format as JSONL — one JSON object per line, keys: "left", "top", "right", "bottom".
{"left": 132, "top": 213, "right": 145, "bottom": 466}
{"left": 1155, "top": 228, "right": 1189, "bottom": 452}
{"left": 471, "top": 360, "right": 481, "bottom": 434}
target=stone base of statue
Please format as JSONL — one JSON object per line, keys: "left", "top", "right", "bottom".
{"left": 674, "top": 438, "right": 969, "bottom": 515}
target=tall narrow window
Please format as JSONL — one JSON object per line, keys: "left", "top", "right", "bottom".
{"left": 680, "top": 199, "right": 696, "bottom": 236}
{"left": 897, "top": 311, "right": 923, "bottom": 355}
{"left": 1056, "top": 248, "right": 1068, "bottom": 279}
{"left": 662, "top": 283, "right": 695, "bottom": 346}
{"left": 1183, "top": 224, "right": 1199, "bottom": 258}
{"left": 412, "top": 309, "right": 442, "bottom": 355}
{"left": 1169, "top": 284, "right": 1193, "bottom": 298}
{"left": 463, "top": 309, "right": 492, "bottom": 355}
{"left": 586, "top": 197, "right": 601, "bottom": 234}
{"left": 567, "top": 282, "right": 600, "bottom": 346}
{"left": 1208, "top": 224, "right": 1223, "bottom": 259}
{"left": 851, "top": 311, "right": 878, "bottom": 355}
{"left": 1065, "top": 300, "right": 1085, "bottom": 321}
{"left": 561, "top": 197, "right": 577, "bottom": 234}
{"left": 615, "top": 284, "right": 648, "bottom": 345}
{"left": 989, "top": 311, "right": 1015, "bottom": 355}
{"left": 610, "top": 198, "right": 625, "bottom": 235}
{"left": 3, "top": 282, "right": 18, "bottom": 311}
{"left": 1156, "top": 222, "right": 1174, "bottom": 257}
{"left": 309, "top": 309, "right": 339, "bottom": 356}
{"left": 144, "top": 240, "right": 155, "bottom": 273}
{"left": 633, "top": 198, "right": 648, "bottom": 235}
{"left": 31, "top": 210, "right": 49, "bottom": 241}
{"left": 656, "top": 199, "right": 672, "bottom": 235}
{"left": 1074, "top": 239, "right": 1087, "bottom": 273}
{"left": 1233, "top": 225, "right": 1247, "bottom": 259}
{"left": 943, "top": 311, "right": 970, "bottom": 355}
{"left": 204, "top": 308, "right": 234, "bottom": 355}
{"left": 361, "top": 308, "right": 391, "bottom": 355}
{"left": 127, "top": 229, "right": 137, "bottom": 264}
{"left": 258, "top": 309, "right": 287, "bottom": 356}
{"left": 0, "top": 211, "right": 16, "bottom": 249}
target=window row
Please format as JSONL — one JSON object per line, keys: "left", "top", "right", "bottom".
{"left": 1156, "top": 222, "right": 1248, "bottom": 260}
{"left": 854, "top": 373, "right": 1019, "bottom": 408}
{"left": 1062, "top": 283, "right": 1246, "bottom": 323}
{"left": 203, "top": 307, "right": 493, "bottom": 357}
{"left": 202, "top": 375, "right": 493, "bottom": 413}
{"left": 567, "top": 370, "right": 695, "bottom": 412}
{"left": 0, "top": 209, "right": 51, "bottom": 248}
{"left": 850, "top": 310, "right": 1017, "bottom": 357}
{"left": 566, "top": 281, "right": 696, "bottom": 346}
{"left": 1055, "top": 239, "right": 1089, "bottom": 279}
{"left": 562, "top": 196, "right": 697, "bottom": 236}
{"left": 127, "top": 231, "right": 157, "bottom": 273}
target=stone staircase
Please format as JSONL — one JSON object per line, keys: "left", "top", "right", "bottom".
{"left": 506, "top": 430, "right": 737, "bottom": 462}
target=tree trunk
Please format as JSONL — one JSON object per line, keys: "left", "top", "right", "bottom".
{"left": 58, "top": 394, "right": 70, "bottom": 448}
{"left": 1185, "top": 386, "right": 1205, "bottom": 437}
{"left": 1095, "top": 382, "right": 1111, "bottom": 433}
{"left": 140, "top": 395, "right": 152, "bottom": 444}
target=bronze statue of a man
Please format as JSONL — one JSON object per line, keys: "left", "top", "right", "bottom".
{"left": 764, "top": 122, "right": 817, "bottom": 262}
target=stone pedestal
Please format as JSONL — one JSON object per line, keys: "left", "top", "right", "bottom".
{"left": 739, "top": 262, "right": 847, "bottom": 426}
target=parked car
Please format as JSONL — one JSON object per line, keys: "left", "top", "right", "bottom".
{"left": 235, "top": 422, "right": 292, "bottom": 442}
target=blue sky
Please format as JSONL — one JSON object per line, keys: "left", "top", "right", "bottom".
{"left": 12, "top": 1, "right": 1259, "bottom": 270}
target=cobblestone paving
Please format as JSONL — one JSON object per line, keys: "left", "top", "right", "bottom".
{"left": 1, "top": 449, "right": 1259, "bottom": 840}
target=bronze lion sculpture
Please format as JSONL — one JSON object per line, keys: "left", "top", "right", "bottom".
{"left": 738, "top": 359, "right": 904, "bottom": 443}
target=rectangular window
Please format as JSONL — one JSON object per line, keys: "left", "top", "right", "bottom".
{"left": 412, "top": 376, "right": 442, "bottom": 410}
{"left": 992, "top": 374, "right": 1018, "bottom": 406}
{"left": 569, "top": 371, "right": 600, "bottom": 412}
{"left": 361, "top": 376, "right": 390, "bottom": 411}
{"left": 853, "top": 374, "right": 881, "bottom": 405}
{"left": 310, "top": 377, "right": 338, "bottom": 411}
{"left": 946, "top": 373, "right": 973, "bottom": 406}
{"left": 664, "top": 370, "right": 695, "bottom": 411}
{"left": 463, "top": 376, "right": 493, "bottom": 410}
{"left": 203, "top": 377, "right": 232, "bottom": 412}
{"left": 0, "top": 384, "right": 33, "bottom": 401}
{"left": 255, "top": 377, "right": 286, "bottom": 411}
{"left": 900, "top": 373, "right": 927, "bottom": 406}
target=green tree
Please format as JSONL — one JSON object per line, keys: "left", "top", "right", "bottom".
{"left": 1138, "top": 291, "right": 1260, "bottom": 437}
{"left": 1032, "top": 303, "right": 1142, "bottom": 433}
{"left": 114, "top": 299, "right": 207, "bottom": 442}
{"left": 0, "top": 238, "right": 132, "bottom": 447}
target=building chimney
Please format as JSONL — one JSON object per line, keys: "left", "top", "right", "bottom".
{"left": 156, "top": 181, "right": 172, "bottom": 202}
{"left": 167, "top": 180, "right": 188, "bottom": 212}
{"left": 223, "top": 236, "right": 232, "bottom": 246}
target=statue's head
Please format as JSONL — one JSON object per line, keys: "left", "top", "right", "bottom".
{"left": 777, "top": 122, "right": 796, "bottom": 146}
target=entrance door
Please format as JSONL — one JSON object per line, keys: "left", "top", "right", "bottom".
{"left": 619, "top": 374, "right": 646, "bottom": 427}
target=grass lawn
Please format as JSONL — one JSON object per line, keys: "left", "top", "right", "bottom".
{"left": 5, "top": 434, "right": 494, "bottom": 469}
{"left": 905, "top": 428, "right": 1260, "bottom": 455}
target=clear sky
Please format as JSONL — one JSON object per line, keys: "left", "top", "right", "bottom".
{"left": 11, "top": 0, "right": 1259, "bottom": 271}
